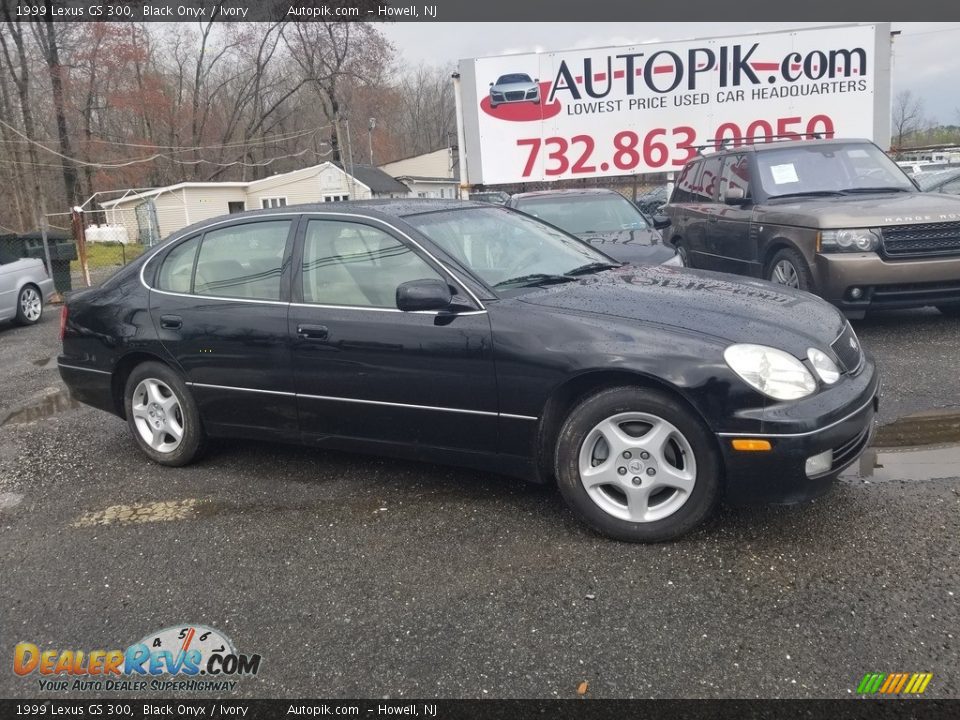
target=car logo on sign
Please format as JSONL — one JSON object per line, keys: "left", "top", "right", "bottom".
{"left": 849, "top": 337, "right": 858, "bottom": 350}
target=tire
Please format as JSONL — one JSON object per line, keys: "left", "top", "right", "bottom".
{"left": 767, "top": 248, "right": 813, "bottom": 292}
{"left": 124, "top": 361, "right": 204, "bottom": 467}
{"left": 554, "top": 386, "right": 721, "bottom": 542}
{"left": 937, "top": 304, "right": 960, "bottom": 318}
{"left": 14, "top": 284, "right": 43, "bottom": 325}
{"left": 674, "top": 240, "right": 692, "bottom": 268}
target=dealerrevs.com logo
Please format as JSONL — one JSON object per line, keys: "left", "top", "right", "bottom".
{"left": 13, "top": 624, "right": 262, "bottom": 692}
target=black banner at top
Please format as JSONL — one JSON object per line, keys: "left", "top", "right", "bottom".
{"left": 2, "top": 0, "right": 960, "bottom": 22}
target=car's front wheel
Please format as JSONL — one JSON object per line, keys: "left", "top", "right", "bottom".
{"left": 767, "top": 248, "right": 813, "bottom": 292}
{"left": 674, "top": 240, "right": 692, "bottom": 268}
{"left": 554, "top": 386, "right": 720, "bottom": 542}
{"left": 14, "top": 284, "right": 43, "bottom": 325}
{"left": 937, "top": 304, "right": 960, "bottom": 318}
{"left": 124, "top": 362, "right": 204, "bottom": 467}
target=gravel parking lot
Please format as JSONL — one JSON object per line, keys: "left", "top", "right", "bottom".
{"left": 1, "top": 307, "right": 958, "bottom": 699}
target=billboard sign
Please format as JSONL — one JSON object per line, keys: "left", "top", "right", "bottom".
{"left": 457, "top": 24, "right": 892, "bottom": 185}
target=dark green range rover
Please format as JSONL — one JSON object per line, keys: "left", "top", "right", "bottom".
{"left": 663, "top": 138, "right": 960, "bottom": 318}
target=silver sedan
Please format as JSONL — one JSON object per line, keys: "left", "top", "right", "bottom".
{"left": 0, "top": 255, "right": 56, "bottom": 325}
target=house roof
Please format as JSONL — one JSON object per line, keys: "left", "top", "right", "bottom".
{"left": 343, "top": 165, "right": 410, "bottom": 194}
{"left": 395, "top": 175, "right": 460, "bottom": 183}
{"left": 99, "top": 162, "right": 388, "bottom": 209}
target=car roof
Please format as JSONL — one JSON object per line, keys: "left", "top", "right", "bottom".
{"left": 696, "top": 137, "right": 874, "bottom": 158}
{"left": 159, "top": 199, "right": 492, "bottom": 244}
{"left": 510, "top": 189, "right": 621, "bottom": 201}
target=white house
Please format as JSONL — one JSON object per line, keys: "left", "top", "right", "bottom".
{"left": 98, "top": 162, "right": 410, "bottom": 244}
{"left": 379, "top": 147, "right": 460, "bottom": 199}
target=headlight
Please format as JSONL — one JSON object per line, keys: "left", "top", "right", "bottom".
{"left": 724, "top": 344, "right": 817, "bottom": 400}
{"left": 661, "top": 253, "right": 683, "bottom": 267}
{"left": 819, "top": 228, "right": 880, "bottom": 253}
{"left": 807, "top": 348, "right": 840, "bottom": 384}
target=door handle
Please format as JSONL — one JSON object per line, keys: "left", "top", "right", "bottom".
{"left": 707, "top": 216, "right": 719, "bottom": 223}
{"left": 160, "top": 314, "right": 182, "bottom": 330}
{"left": 297, "top": 324, "right": 329, "bottom": 340}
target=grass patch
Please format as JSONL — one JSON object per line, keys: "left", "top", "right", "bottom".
{"left": 71, "top": 242, "right": 147, "bottom": 270}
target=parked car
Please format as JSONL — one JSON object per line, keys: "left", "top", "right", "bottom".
{"left": 59, "top": 200, "right": 878, "bottom": 542}
{"left": 469, "top": 191, "right": 510, "bottom": 205}
{"left": 507, "top": 189, "right": 680, "bottom": 266}
{"left": 0, "top": 248, "right": 55, "bottom": 326}
{"left": 635, "top": 185, "right": 669, "bottom": 216}
{"left": 489, "top": 73, "right": 540, "bottom": 108}
{"left": 662, "top": 138, "right": 960, "bottom": 318}
{"left": 914, "top": 167, "right": 960, "bottom": 195}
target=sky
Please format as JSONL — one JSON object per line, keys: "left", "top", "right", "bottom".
{"left": 381, "top": 22, "right": 960, "bottom": 124}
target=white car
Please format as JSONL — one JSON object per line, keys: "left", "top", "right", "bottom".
{"left": 0, "top": 252, "right": 56, "bottom": 325}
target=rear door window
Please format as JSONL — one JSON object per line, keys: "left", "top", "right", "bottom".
{"left": 694, "top": 156, "right": 723, "bottom": 202}
{"left": 672, "top": 161, "right": 700, "bottom": 203}
{"left": 194, "top": 221, "right": 291, "bottom": 301}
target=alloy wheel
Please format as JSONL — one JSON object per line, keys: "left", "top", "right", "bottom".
{"left": 577, "top": 411, "right": 697, "bottom": 523}
{"left": 771, "top": 259, "right": 800, "bottom": 288}
{"left": 130, "top": 378, "right": 185, "bottom": 454}
{"left": 20, "top": 287, "right": 42, "bottom": 322}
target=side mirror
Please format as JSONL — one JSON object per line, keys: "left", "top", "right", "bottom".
{"left": 652, "top": 214, "right": 671, "bottom": 231}
{"left": 534, "top": 78, "right": 540, "bottom": 82}
{"left": 724, "top": 187, "right": 747, "bottom": 205}
{"left": 489, "top": 82, "right": 494, "bottom": 87}
{"left": 396, "top": 278, "right": 452, "bottom": 312}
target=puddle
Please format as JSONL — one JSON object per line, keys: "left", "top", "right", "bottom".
{"left": 31, "top": 356, "right": 58, "bottom": 370}
{"left": 841, "top": 409, "right": 960, "bottom": 484}
{"left": 0, "top": 388, "right": 80, "bottom": 427}
{"left": 841, "top": 444, "right": 960, "bottom": 483}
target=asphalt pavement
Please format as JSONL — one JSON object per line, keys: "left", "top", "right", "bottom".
{"left": 1, "top": 307, "right": 958, "bottom": 699}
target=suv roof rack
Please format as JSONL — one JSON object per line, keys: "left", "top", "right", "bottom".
{"left": 695, "top": 133, "right": 826, "bottom": 155}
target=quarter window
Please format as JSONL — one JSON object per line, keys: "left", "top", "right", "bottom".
{"left": 194, "top": 221, "right": 290, "bottom": 301}
{"left": 301, "top": 220, "right": 443, "bottom": 308}
{"left": 157, "top": 236, "right": 200, "bottom": 293}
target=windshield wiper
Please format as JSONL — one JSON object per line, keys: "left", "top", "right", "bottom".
{"left": 493, "top": 273, "right": 577, "bottom": 288}
{"left": 836, "top": 186, "right": 912, "bottom": 194}
{"left": 766, "top": 190, "right": 846, "bottom": 199}
{"left": 564, "top": 262, "right": 623, "bottom": 276}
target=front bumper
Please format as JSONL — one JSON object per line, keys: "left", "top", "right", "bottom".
{"left": 813, "top": 253, "right": 960, "bottom": 315}
{"left": 718, "top": 359, "right": 880, "bottom": 506}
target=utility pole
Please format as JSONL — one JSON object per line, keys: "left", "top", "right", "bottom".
{"left": 368, "top": 118, "right": 376, "bottom": 166}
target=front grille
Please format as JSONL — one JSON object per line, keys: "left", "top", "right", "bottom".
{"left": 504, "top": 91, "right": 526, "bottom": 101}
{"left": 882, "top": 221, "right": 960, "bottom": 258}
{"left": 831, "top": 322, "right": 863, "bottom": 374}
{"left": 831, "top": 424, "right": 871, "bottom": 470}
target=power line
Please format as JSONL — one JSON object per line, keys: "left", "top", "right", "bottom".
{"left": 0, "top": 124, "right": 328, "bottom": 152}
{"left": 0, "top": 118, "right": 331, "bottom": 169}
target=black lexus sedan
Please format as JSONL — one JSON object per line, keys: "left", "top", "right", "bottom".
{"left": 59, "top": 200, "right": 878, "bottom": 542}
{"left": 506, "top": 188, "right": 679, "bottom": 266}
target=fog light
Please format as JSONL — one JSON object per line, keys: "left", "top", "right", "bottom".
{"left": 805, "top": 449, "right": 833, "bottom": 477}
{"left": 849, "top": 287, "right": 863, "bottom": 299}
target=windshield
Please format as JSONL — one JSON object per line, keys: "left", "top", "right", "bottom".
{"left": 755, "top": 142, "right": 916, "bottom": 198}
{"left": 915, "top": 169, "right": 960, "bottom": 191}
{"left": 497, "top": 74, "right": 532, "bottom": 84}
{"left": 405, "top": 207, "right": 613, "bottom": 288}
{"left": 516, "top": 194, "right": 651, "bottom": 235}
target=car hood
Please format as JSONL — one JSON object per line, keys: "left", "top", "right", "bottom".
{"left": 575, "top": 229, "right": 677, "bottom": 265}
{"left": 516, "top": 265, "right": 846, "bottom": 354}
{"left": 759, "top": 191, "right": 960, "bottom": 228}
{"left": 492, "top": 81, "right": 537, "bottom": 92}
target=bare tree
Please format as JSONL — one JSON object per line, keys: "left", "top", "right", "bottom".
{"left": 892, "top": 90, "right": 925, "bottom": 151}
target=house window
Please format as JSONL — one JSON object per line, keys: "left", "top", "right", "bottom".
{"left": 227, "top": 202, "right": 246, "bottom": 214}
{"left": 261, "top": 197, "right": 287, "bottom": 209}
{"left": 324, "top": 195, "right": 349, "bottom": 203}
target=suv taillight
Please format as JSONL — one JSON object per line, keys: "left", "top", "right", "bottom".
{"left": 59, "top": 304, "right": 68, "bottom": 342}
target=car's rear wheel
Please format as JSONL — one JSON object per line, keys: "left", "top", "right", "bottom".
{"left": 554, "top": 386, "right": 720, "bottom": 542}
{"left": 124, "top": 362, "right": 204, "bottom": 467}
{"left": 14, "top": 284, "right": 42, "bottom": 325}
{"left": 937, "top": 304, "right": 960, "bottom": 318}
{"left": 767, "top": 248, "right": 813, "bottom": 292}
{"left": 674, "top": 240, "right": 692, "bottom": 268}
